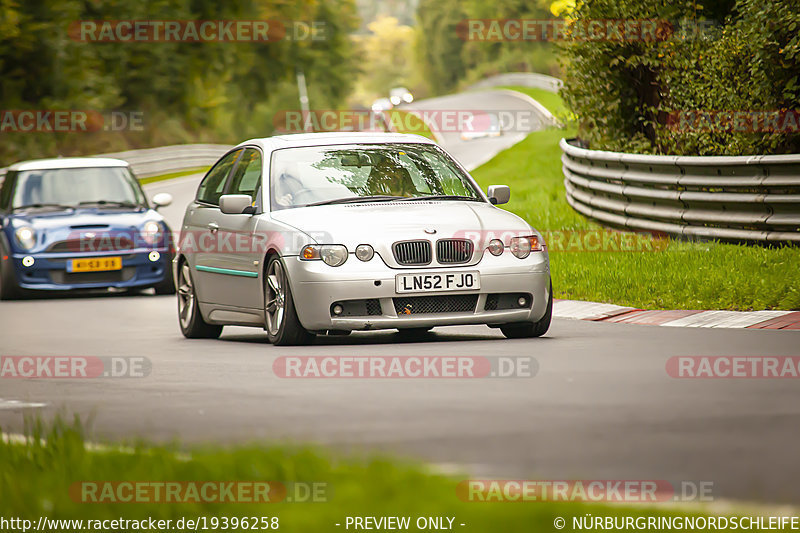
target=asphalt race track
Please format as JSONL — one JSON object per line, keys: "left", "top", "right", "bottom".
{"left": 398, "top": 89, "right": 546, "bottom": 170}
{"left": 1, "top": 91, "right": 799, "bottom": 506}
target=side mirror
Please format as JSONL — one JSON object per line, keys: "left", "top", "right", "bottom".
{"left": 487, "top": 185, "right": 511, "bottom": 205}
{"left": 220, "top": 194, "right": 254, "bottom": 215}
{"left": 152, "top": 192, "right": 173, "bottom": 210}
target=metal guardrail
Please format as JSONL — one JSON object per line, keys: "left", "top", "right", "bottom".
{"left": 469, "top": 72, "right": 563, "bottom": 93}
{"left": 96, "top": 144, "right": 232, "bottom": 178}
{"left": 560, "top": 138, "right": 800, "bottom": 243}
{"left": 0, "top": 144, "right": 232, "bottom": 186}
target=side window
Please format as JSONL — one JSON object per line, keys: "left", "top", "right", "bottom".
{"left": 196, "top": 149, "right": 241, "bottom": 205}
{"left": 226, "top": 148, "right": 262, "bottom": 200}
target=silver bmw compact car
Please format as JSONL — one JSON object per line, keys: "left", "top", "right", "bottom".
{"left": 175, "top": 132, "right": 552, "bottom": 345}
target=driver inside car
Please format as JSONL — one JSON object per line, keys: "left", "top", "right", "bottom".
{"left": 365, "top": 158, "right": 415, "bottom": 197}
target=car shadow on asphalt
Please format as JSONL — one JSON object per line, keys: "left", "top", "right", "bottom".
{"left": 217, "top": 328, "right": 557, "bottom": 346}
{"left": 7, "top": 288, "right": 160, "bottom": 300}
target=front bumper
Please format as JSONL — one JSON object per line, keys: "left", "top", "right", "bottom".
{"left": 10, "top": 248, "right": 173, "bottom": 291}
{"left": 283, "top": 251, "right": 551, "bottom": 331}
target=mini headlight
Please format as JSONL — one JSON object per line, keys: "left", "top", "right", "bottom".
{"left": 142, "top": 221, "right": 162, "bottom": 246}
{"left": 355, "top": 244, "right": 374, "bottom": 262}
{"left": 15, "top": 226, "right": 36, "bottom": 250}
{"left": 487, "top": 239, "right": 504, "bottom": 256}
{"left": 301, "top": 244, "right": 348, "bottom": 267}
{"left": 510, "top": 236, "right": 541, "bottom": 259}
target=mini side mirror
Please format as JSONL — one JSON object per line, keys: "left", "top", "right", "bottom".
{"left": 152, "top": 192, "right": 173, "bottom": 210}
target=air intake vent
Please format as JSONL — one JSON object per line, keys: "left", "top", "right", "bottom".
{"left": 393, "top": 240, "right": 432, "bottom": 266}
{"left": 394, "top": 295, "right": 478, "bottom": 315}
{"left": 47, "top": 236, "right": 134, "bottom": 253}
{"left": 436, "top": 239, "right": 473, "bottom": 264}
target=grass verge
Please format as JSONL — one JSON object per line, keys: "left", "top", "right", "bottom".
{"left": 1, "top": 419, "right": 726, "bottom": 533}
{"left": 470, "top": 126, "right": 800, "bottom": 310}
{"left": 140, "top": 167, "right": 210, "bottom": 185}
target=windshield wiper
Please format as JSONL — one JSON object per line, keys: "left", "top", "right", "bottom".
{"left": 400, "top": 195, "right": 480, "bottom": 202}
{"left": 12, "top": 203, "right": 75, "bottom": 211}
{"left": 77, "top": 200, "right": 139, "bottom": 208}
{"left": 304, "top": 195, "right": 408, "bottom": 207}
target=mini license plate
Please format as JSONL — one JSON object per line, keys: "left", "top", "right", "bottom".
{"left": 68, "top": 257, "right": 122, "bottom": 273}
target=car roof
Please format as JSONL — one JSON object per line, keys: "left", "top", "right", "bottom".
{"left": 7, "top": 157, "right": 130, "bottom": 172}
{"left": 236, "top": 132, "right": 438, "bottom": 151}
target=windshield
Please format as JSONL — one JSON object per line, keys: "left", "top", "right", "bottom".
{"left": 269, "top": 143, "right": 482, "bottom": 210}
{"left": 11, "top": 166, "right": 146, "bottom": 209}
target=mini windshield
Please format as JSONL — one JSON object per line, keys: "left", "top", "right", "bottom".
{"left": 11, "top": 166, "right": 146, "bottom": 209}
{"left": 270, "top": 143, "right": 482, "bottom": 210}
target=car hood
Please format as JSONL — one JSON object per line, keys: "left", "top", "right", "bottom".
{"left": 270, "top": 200, "right": 537, "bottom": 267}
{"left": 5, "top": 208, "right": 166, "bottom": 253}
{"left": 9, "top": 208, "right": 157, "bottom": 230}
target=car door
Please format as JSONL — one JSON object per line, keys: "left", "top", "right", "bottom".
{"left": 212, "top": 147, "right": 264, "bottom": 309}
{"left": 184, "top": 148, "right": 242, "bottom": 305}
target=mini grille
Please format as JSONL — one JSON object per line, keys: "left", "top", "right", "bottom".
{"left": 393, "top": 240, "right": 432, "bottom": 265}
{"left": 436, "top": 239, "right": 473, "bottom": 264}
{"left": 50, "top": 268, "right": 134, "bottom": 285}
{"left": 394, "top": 295, "right": 478, "bottom": 315}
{"left": 47, "top": 237, "right": 134, "bottom": 253}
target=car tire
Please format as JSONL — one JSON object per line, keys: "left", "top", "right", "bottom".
{"left": 264, "top": 255, "right": 313, "bottom": 346}
{"left": 0, "top": 240, "right": 24, "bottom": 301}
{"left": 153, "top": 257, "right": 176, "bottom": 295}
{"left": 500, "top": 280, "right": 553, "bottom": 339}
{"left": 176, "top": 260, "right": 222, "bottom": 339}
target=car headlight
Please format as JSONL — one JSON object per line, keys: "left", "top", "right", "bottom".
{"left": 141, "top": 221, "right": 162, "bottom": 246}
{"left": 301, "top": 244, "right": 348, "bottom": 267}
{"left": 487, "top": 239, "right": 504, "bottom": 256}
{"left": 14, "top": 226, "right": 36, "bottom": 250}
{"left": 355, "top": 244, "right": 374, "bottom": 262}
{"left": 510, "top": 236, "right": 541, "bottom": 259}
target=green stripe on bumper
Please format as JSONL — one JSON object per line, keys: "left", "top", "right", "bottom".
{"left": 195, "top": 265, "right": 259, "bottom": 278}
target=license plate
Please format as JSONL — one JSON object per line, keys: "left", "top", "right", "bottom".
{"left": 68, "top": 257, "right": 122, "bottom": 273}
{"left": 395, "top": 271, "right": 480, "bottom": 294}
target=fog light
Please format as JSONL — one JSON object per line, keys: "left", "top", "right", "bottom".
{"left": 518, "top": 296, "right": 527, "bottom": 307}
{"left": 22, "top": 256, "right": 34, "bottom": 267}
{"left": 487, "top": 239, "right": 504, "bottom": 256}
{"left": 332, "top": 304, "right": 343, "bottom": 315}
{"left": 148, "top": 251, "right": 160, "bottom": 262}
{"left": 355, "top": 244, "right": 374, "bottom": 262}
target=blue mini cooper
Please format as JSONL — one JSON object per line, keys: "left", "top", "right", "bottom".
{"left": 0, "top": 157, "right": 175, "bottom": 299}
